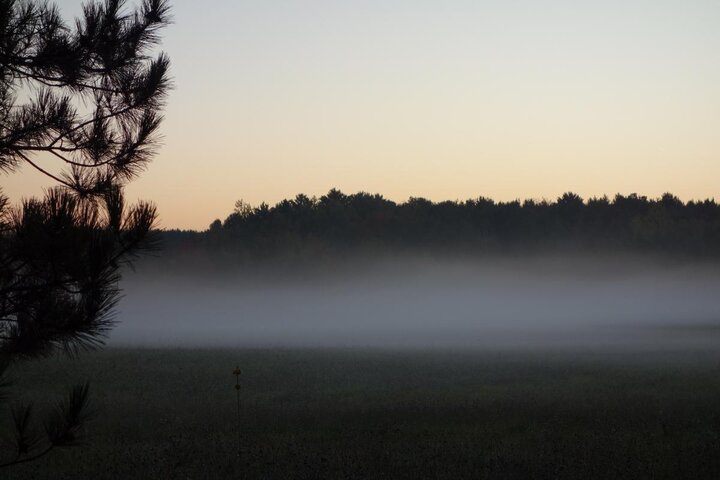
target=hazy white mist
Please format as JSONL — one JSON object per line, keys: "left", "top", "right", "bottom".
{"left": 113, "top": 256, "right": 720, "bottom": 350}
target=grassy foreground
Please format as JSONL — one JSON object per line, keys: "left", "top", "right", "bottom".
{"left": 3, "top": 348, "right": 720, "bottom": 479}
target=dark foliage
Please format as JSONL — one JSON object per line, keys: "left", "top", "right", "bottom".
{"left": 160, "top": 190, "right": 720, "bottom": 266}
{"left": 1, "top": 187, "right": 158, "bottom": 358}
{"left": 0, "top": 0, "right": 170, "bottom": 192}
{"left": 0, "top": 0, "right": 170, "bottom": 467}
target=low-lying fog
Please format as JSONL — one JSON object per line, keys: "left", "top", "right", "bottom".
{"left": 113, "top": 255, "right": 720, "bottom": 350}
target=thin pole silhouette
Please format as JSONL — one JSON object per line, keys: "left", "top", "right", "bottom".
{"left": 233, "top": 366, "right": 242, "bottom": 457}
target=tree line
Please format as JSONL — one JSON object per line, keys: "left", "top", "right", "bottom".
{"left": 159, "top": 189, "right": 720, "bottom": 263}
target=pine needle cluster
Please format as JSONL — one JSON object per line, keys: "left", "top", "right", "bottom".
{"left": 0, "top": 0, "right": 171, "bottom": 466}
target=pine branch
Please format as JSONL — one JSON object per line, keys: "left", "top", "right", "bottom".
{"left": 14, "top": 150, "right": 76, "bottom": 190}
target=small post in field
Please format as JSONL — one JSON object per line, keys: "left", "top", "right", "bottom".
{"left": 233, "top": 366, "right": 242, "bottom": 457}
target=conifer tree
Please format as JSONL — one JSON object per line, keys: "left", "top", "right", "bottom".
{"left": 0, "top": 0, "right": 171, "bottom": 466}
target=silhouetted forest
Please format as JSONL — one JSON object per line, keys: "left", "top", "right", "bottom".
{"left": 158, "top": 190, "right": 720, "bottom": 264}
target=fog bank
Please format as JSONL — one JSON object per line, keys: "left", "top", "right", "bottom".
{"left": 112, "top": 255, "right": 720, "bottom": 350}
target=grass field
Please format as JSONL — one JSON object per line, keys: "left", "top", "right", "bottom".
{"left": 4, "top": 348, "right": 720, "bottom": 479}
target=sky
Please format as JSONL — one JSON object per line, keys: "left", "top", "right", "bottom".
{"left": 5, "top": 0, "right": 720, "bottom": 230}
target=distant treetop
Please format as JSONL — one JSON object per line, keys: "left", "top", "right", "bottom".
{"left": 160, "top": 190, "right": 720, "bottom": 262}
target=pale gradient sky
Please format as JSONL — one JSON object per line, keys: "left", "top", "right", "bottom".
{"left": 5, "top": 0, "right": 720, "bottom": 229}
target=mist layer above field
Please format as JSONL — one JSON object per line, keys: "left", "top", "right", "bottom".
{"left": 113, "top": 255, "right": 720, "bottom": 350}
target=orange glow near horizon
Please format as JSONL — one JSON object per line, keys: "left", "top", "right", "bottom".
{"left": 4, "top": 0, "right": 720, "bottom": 230}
